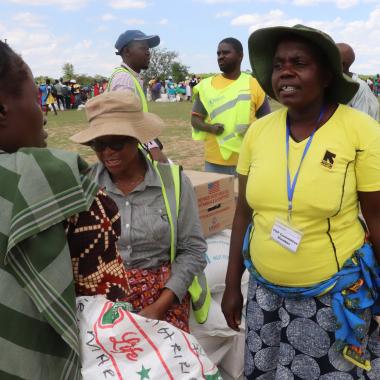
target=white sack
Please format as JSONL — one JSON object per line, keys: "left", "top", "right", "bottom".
{"left": 195, "top": 335, "right": 234, "bottom": 366}
{"left": 76, "top": 296, "right": 222, "bottom": 380}
{"left": 189, "top": 297, "right": 237, "bottom": 338}
{"left": 212, "top": 281, "right": 249, "bottom": 309}
{"left": 219, "top": 332, "right": 245, "bottom": 380}
{"left": 205, "top": 229, "right": 249, "bottom": 293}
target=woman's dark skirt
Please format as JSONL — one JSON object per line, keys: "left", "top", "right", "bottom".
{"left": 244, "top": 277, "right": 380, "bottom": 379}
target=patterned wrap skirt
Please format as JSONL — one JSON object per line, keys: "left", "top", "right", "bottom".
{"left": 123, "top": 264, "right": 191, "bottom": 333}
{"left": 66, "top": 191, "right": 190, "bottom": 332}
{"left": 244, "top": 277, "right": 380, "bottom": 379}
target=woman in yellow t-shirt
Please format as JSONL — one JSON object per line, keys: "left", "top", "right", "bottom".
{"left": 222, "top": 25, "right": 380, "bottom": 379}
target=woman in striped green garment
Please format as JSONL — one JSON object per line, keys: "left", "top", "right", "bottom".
{"left": 0, "top": 41, "right": 130, "bottom": 380}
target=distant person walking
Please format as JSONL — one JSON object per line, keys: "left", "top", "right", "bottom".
{"left": 39, "top": 81, "right": 48, "bottom": 109}
{"left": 337, "top": 43, "right": 379, "bottom": 120}
{"left": 166, "top": 76, "right": 176, "bottom": 101}
{"left": 185, "top": 77, "right": 191, "bottom": 101}
{"left": 44, "top": 78, "right": 57, "bottom": 116}
{"left": 151, "top": 79, "right": 161, "bottom": 101}
{"left": 93, "top": 81, "right": 100, "bottom": 97}
{"left": 62, "top": 81, "right": 71, "bottom": 109}
{"left": 191, "top": 37, "right": 270, "bottom": 175}
{"left": 189, "top": 75, "right": 198, "bottom": 91}
{"left": 54, "top": 79, "right": 65, "bottom": 110}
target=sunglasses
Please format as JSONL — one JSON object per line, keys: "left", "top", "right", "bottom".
{"left": 88, "top": 137, "right": 133, "bottom": 152}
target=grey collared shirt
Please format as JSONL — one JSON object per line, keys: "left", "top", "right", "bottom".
{"left": 93, "top": 157, "right": 207, "bottom": 301}
{"left": 109, "top": 62, "right": 144, "bottom": 95}
{"left": 349, "top": 74, "right": 379, "bottom": 121}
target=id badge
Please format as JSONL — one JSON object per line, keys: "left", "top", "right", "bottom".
{"left": 271, "top": 218, "right": 303, "bottom": 253}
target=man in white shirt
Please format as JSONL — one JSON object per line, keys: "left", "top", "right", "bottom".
{"left": 337, "top": 43, "right": 379, "bottom": 121}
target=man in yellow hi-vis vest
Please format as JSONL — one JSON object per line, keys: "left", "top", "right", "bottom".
{"left": 191, "top": 37, "right": 271, "bottom": 175}
{"left": 109, "top": 29, "right": 167, "bottom": 162}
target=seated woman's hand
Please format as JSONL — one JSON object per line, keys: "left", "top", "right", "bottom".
{"left": 138, "top": 302, "right": 167, "bottom": 320}
{"left": 138, "top": 288, "right": 178, "bottom": 321}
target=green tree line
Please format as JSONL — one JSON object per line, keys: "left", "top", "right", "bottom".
{"left": 35, "top": 48, "right": 203, "bottom": 85}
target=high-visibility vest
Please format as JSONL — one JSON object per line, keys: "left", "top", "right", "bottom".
{"left": 107, "top": 66, "right": 148, "bottom": 112}
{"left": 154, "top": 161, "right": 211, "bottom": 324}
{"left": 192, "top": 72, "right": 252, "bottom": 160}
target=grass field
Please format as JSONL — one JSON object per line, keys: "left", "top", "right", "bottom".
{"left": 45, "top": 100, "right": 284, "bottom": 171}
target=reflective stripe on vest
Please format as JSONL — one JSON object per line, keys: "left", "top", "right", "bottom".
{"left": 209, "top": 93, "right": 251, "bottom": 120}
{"left": 154, "top": 162, "right": 211, "bottom": 324}
{"left": 107, "top": 67, "right": 148, "bottom": 112}
{"left": 192, "top": 73, "right": 251, "bottom": 160}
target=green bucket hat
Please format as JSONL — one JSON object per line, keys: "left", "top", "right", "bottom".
{"left": 248, "top": 24, "right": 359, "bottom": 104}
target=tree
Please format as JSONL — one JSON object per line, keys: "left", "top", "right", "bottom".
{"left": 171, "top": 62, "right": 189, "bottom": 83}
{"left": 34, "top": 75, "right": 49, "bottom": 84}
{"left": 94, "top": 74, "right": 107, "bottom": 82}
{"left": 141, "top": 47, "right": 181, "bottom": 82}
{"left": 62, "top": 62, "right": 75, "bottom": 81}
{"left": 75, "top": 74, "right": 97, "bottom": 86}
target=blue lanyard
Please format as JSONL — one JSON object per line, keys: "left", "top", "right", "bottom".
{"left": 286, "top": 107, "right": 325, "bottom": 221}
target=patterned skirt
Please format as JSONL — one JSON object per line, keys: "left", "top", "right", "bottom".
{"left": 123, "top": 264, "right": 191, "bottom": 333}
{"left": 245, "top": 277, "right": 380, "bottom": 379}
{"left": 65, "top": 191, "right": 190, "bottom": 332}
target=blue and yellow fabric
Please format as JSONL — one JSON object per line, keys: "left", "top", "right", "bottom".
{"left": 242, "top": 223, "right": 380, "bottom": 370}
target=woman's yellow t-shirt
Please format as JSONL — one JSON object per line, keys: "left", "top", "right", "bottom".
{"left": 204, "top": 75, "right": 266, "bottom": 166}
{"left": 237, "top": 105, "right": 380, "bottom": 286}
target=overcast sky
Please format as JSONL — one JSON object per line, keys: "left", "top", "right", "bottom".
{"left": 1, "top": 0, "right": 379, "bottom": 79}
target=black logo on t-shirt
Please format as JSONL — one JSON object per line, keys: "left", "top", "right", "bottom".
{"left": 321, "top": 150, "right": 336, "bottom": 169}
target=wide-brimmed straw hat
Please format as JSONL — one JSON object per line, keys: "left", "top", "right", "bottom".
{"left": 248, "top": 24, "right": 359, "bottom": 104}
{"left": 70, "top": 91, "right": 164, "bottom": 144}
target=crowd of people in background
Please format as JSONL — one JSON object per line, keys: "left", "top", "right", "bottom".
{"left": 37, "top": 77, "right": 109, "bottom": 113}
{"left": 37, "top": 74, "right": 202, "bottom": 115}
{"left": 38, "top": 71, "right": 379, "bottom": 117}
{"left": 147, "top": 74, "right": 201, "bottom": 102}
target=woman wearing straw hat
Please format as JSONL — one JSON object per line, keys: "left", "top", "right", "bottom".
{"left": 71, "top": 90, "right": 208, "bottom": 332}
{"left": 222, "top": 24, "right": 380, "bottom": 378}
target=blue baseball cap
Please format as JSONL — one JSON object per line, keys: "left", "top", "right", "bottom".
{"left": 115, "top": 30, "right": 160, "bottom": 55}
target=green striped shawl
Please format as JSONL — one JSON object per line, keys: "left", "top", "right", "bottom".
{"left": 0, "top": 148, "right": 98, "bottom": 380}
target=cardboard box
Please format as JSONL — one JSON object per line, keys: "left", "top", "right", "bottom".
{"left": 184, "top": 170, "right": 235, "bottom": 237}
